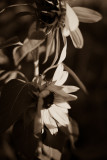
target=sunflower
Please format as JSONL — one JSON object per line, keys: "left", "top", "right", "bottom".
{"left": 35, "top": 63, "right": 79, "bottom": 135}
{"left": 9, "top": 0, "right": 102, "bottom": 66}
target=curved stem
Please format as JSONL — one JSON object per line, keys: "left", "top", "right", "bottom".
{"left": 63, "top": 63, "right": 88, "bottom": 94}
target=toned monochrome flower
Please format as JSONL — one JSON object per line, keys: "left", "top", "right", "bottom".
{"left": 8, "top": 0, "right": 102, "bottom": 67}
{"left": 35, "top": 63, "right": 79, "bottom": 134}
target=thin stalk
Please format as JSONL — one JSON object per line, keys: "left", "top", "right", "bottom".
{"left": 63, "top": 63, "right": 88, "bottom": 94}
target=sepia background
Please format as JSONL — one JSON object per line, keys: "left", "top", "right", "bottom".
{"left": 0, "top": 0, "right": 107, "bottom": 160}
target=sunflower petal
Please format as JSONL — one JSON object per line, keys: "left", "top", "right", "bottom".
{"left": 58, "top": 41, "right": 67, "bottom": 64}
{"left": 54, "top": 93, "right": 77, "bottom": 102}
{"left": 70, "top": 27, "right": 84, "bottom": 48}
{"left": 62, "top": 27, "right": 70, "bottom": 37}
{"left": 55, "top": 71, "right": 68, "bottom": 86}
{"left": 62, "top": 85, "right": 79, "bottom": 93}
{"left": 66, "top": 3, "right": 79, "bottom": 31}
{"left": 42, "top": 109, "right": 58, "bottom": 135}
{"left": 55, "top": 101, "right": 71, "bottom": 109}
{"left": 52, "top": 63, "right": 64, "bottom": 82}
{"left": 73, "top": 7, "right": 102, "bottom": 23}
{"left": 49, "top": 105, "right": 69, "bottom": 126}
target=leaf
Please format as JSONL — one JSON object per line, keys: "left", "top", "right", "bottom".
{"left": 29, "top": 31, "right": 46, "bottom": 40}
{"left": 28, "top": 22, "right": 46, "bottom": 40}
{"left": 0, "top": 79, "right": 38, "bottom": 134}
{"left": 43, "top": 30, "right": 54, "bottom": 64}
{"left": 12, "top": 119, "right": 40, "bottom": 160}
{"left": 0, "top": 4, "right": 35, "bottom": 15}
{"left": 13, "top": 39, "right": 44, "bottom": 66}
{"left": 51, "top": 28, "right": 60, "bottom": 66}
{"left": 73, "top": 7, "right": 102, "bottom": 23}
{"left": 0, "top": 36, "right": 21, "bottom": 49}
{"left": 42, "top": 128, "right": 67, "bottom": 160}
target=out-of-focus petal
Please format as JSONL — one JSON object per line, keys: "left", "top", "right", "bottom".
{"left": 42, "top": 109, "right": 58, "bottom": 135}
{"left": 62, "top": 85, "right": 79, "bottom": 93}
{"left": 66, "top": 3, "right": 79, "bottom": 31}
{"left": 55, "top": 101, "right": 71, "bottom": 109}
{"left": 55, "top": 71, "right": 68, "bottom": 86}
{"left": 62, "top": 27, "right": 70, "bottom": 37}
{"left": 70, "top": 27, "right": 84, "bottom": 48}
{"left": 52, "top": 63, "right": 64, "bottom": 82}
{"left": 73, "top": 7, "right": 102, "bottom": 23}
{"left": 49, "top": 105, "right": 69, "bottom": 126}
{"left": 58, "top": 41, "right": 67, "bottom": 64}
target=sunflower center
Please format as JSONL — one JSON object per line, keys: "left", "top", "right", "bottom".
{"left": 35, "top": 0, "right": 66, "bottom": 26}
{"left": 43, "top": 92, "right": 54, "bottom": 109}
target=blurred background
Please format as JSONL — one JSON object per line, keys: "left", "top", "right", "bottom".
{"left": 0, "top": 0, "right": 107, "bottom": 160}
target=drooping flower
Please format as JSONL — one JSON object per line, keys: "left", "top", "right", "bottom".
{"left": 8, "top": 0, "right": 102, "bottom": 66}
{"left": 34, "top": 63, "right": 79, "bottom": 135}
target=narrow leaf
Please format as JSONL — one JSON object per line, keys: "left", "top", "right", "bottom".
{"left": 0, "top": 36, "right": 21, "bottom": 49}
{"left": 13, "top": 39, "right": 44, "bottom": 66}
{"left": 51, "top": 29, "right": 60, "bottom": 66}
{"left": 0, "top": 4, "right": 35, "bottom": 14}
{"left": 43, "top": 30, "right": 54, "bottom": 64}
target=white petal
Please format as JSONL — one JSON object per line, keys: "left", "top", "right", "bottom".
{"left": 54, "top": 93, "right": 77, "bottom": 102}
{"left": 73, "top": 7, "right": 102, "bottom": 23}
{"left": 52, "top": 104, "right": 68, "bottom": 113}
{"left": 55, "top": 71, "right": 68, "bottom": 86}
{"left": 62, "top": 85, "right": 79, "bottom": 93}
{"left": 62, "top": 27, "right": 70, "bottom": 37}
{"left": 49, "top": 105, "right": 69, "bottom": 126}
{"left": 55, "top": 101, "right": 71, "bottom": 109}
{"left": 70, "top": 27, "right": 84, "bottom": 48}
{"left": 52, "top": 63, "right": 64, "bottom": 82}
{"left": 58, "top": 41, "right": 67, "bottom": 64}
{"left": 66, "top": 3, "right": 79, "bottom": 31}
{"left": 42, "top": 109, "right": 58, "bottom": 135}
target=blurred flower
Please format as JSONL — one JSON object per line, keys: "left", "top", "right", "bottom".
{"left": 6, "top": 0, "right": 102, "bottom": 66}
{"left": 34, "top": 63, "right": 79, "bottom": 134}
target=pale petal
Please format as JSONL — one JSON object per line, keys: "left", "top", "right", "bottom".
{"left": 73, "top": 7, "right": 102, "bottom": 23}
{"left": 58, "top": 41, "right": 67, "bottom": 64}
{"left": 54, "top": 93, "right": 77, "bottom": 102}
{"left": 52, "top": 63, "right": 64, "bottom": 82}
{"left": 62, "top": 27, "right": 70, "bottom": 37}
{"left": 70, "top": 27, "right": 84, "bottom": 48}
{"left": 42, "top": 109, "right": 58, "bottom": 135}
{"left": 55, "top": 101, "right": 71, "bottom": 109}
{"left": 66, "top": 3, "right": 79, "bottom": 31}
{"left": 55, "top": 71, "right": 68, "bottom": 86}
{"left": 52, "top": 104, "right": 68, "bottom": 113}
{"left": 49, "top": 105, "right": 69, "bottom": 126}
{"left": 62, "top": 85, "right": 79, "bottom": 93}
{"left": 47, "top": 84, "right": 71, "bottom": 98}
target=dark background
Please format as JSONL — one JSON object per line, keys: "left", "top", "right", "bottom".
{"left": 0, "top": 0, "right": 107, "bottom": 160}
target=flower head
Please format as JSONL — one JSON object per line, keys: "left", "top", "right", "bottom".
{"left": 34, "top": 63, "right": 79, "bottom": 134}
